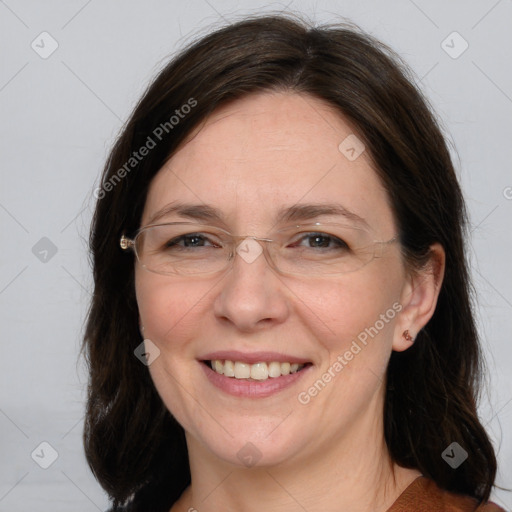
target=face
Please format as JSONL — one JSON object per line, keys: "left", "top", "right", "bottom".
{"left": 135, "top": 92, "right": 409, "bottom": 469}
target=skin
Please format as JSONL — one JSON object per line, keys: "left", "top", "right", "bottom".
{"left": 135, "top": 92, "right": 445, "bottom": 512}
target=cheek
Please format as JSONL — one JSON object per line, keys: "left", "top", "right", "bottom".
{"left": 135, "top": 271, "right": 209, "bottom": 353}
{"left": 292, "top": 271, "right": 403, "bottom": 413}
{"left": 291, "top": 266, "right": 401, "bottom": 352}
{"left": 135, "top": 271, "right": 210, "bottom": 427}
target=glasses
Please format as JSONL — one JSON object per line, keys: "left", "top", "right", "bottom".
{"left": 120, "top": 222, "right": 398, "bottom": 277}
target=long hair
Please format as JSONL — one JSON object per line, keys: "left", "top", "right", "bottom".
{"left": 81, "top": 13, "right": 497, "bottom": 510}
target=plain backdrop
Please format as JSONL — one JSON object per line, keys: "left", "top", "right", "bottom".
{"left": 0, "top": 1, "right": 511, "bottom": 511}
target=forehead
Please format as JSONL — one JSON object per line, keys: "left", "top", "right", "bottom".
{"left": 142, "top": 92, "right": 395, "bottom": 234}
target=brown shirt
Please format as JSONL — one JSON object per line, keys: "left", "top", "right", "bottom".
{"left": 387, "top": 477, "right": 507, "bottom": 512}
{"left": 107, "top": 476, "right": 507, "bottom": 511}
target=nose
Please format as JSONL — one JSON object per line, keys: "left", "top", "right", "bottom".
{"left": 212, "top": 239, "right": 290, "bottom": 332}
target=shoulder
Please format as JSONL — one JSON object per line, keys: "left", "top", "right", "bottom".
{"left": 388, "top": 476, "right": 506, "bottom": 512}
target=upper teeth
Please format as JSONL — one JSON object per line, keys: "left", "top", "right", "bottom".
{"left": 210, "top": 360, "right": 305, "bottom": 380}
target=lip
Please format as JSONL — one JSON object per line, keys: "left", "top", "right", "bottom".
{"left": 200, "top": 360, "right": 313, "bottom": 398}
{"left": 199, "top": 350, "right": 311, "bottom": 365}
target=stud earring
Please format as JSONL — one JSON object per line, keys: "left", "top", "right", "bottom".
{"left": 139, "top": 325, "right": 145, "bottom": 338}
{"left": 403, "top": 330, "right": 414, "bottom": 342}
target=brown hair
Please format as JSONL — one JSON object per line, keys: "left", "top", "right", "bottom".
{"left": 81, "top": 12, "right": 498, "bottom": 511}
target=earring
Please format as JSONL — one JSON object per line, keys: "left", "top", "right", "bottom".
{"left": 403, "top": 330, "right": 414, "bottom": 342}
{"left": 139, "top": 325, "right": 145, "bottom": 338}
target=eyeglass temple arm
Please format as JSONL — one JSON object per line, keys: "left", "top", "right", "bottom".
{"left": 373, "top": 235, "right": 399, "bottom": 258}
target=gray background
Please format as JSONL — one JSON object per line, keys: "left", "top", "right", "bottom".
{"left": 0, "top": 1, "right": 511, "bottom": 510}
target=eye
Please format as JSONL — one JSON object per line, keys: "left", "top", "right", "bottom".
{"left": 165, "top": 233, "right": 222, "bottom": 249}
{"left": 290, "top": 232, "right": 350, "bottom": 251}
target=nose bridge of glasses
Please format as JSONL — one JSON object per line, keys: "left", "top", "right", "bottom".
{"left": 224, "top": 234, "right": 287, "bottom": 276}
{"left": 225, "top": 231, "right": 274, "bottom": 253}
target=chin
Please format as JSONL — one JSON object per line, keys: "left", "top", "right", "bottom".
{"left": 195, "top": 426, "right": 308, "bottom": 470}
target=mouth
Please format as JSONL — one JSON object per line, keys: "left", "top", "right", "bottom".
{"left": 198, "top": 350, "right": 314, "bottom": 398}
{"left": 203, "top": 359, "right": 312, "bottom": 381}
{"left": 199, "top": 353, "right": 313, "bottom": 398}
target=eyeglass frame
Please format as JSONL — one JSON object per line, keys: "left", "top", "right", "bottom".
{"left": 119, "top": 221, "right": 399, "bottom": 277}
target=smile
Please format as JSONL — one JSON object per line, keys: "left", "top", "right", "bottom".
{"left": 208, "top": 359, "right": 308, "bottom": 380}
{"left": 199, "top": 351, "right": 313, "bottom": 398}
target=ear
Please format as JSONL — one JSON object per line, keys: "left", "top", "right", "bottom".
{"left": 393, "top": 243, "right": 445, "bottom": 352}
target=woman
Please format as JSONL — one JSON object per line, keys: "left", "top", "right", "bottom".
{"left": 82, "top": 13, "right": 506, "bottom": 512}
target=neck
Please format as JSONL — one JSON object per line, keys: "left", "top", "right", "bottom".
{"left": 171, "top": 399, "right": 421, "bottom": 512}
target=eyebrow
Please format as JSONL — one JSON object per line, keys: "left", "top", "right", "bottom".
{"left": 146, "top": 201, "right": 369, "bottom": 228}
